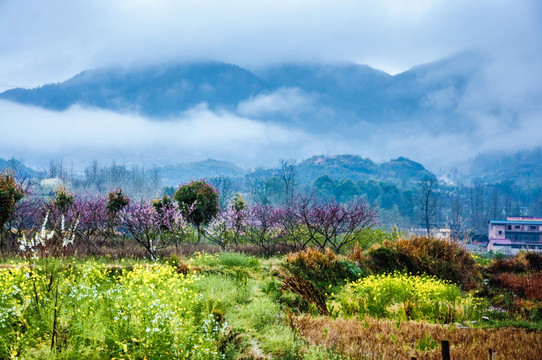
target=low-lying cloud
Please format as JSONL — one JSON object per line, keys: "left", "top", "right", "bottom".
{"left": 2, "top": 88, "right": 542, "bottom": 175}
{"left": 237, "top": 88, "right": 316, "bottom": 118}
{"left": 0, "top": 100, "right": 324, "bottom": 169}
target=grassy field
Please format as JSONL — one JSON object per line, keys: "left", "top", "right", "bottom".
{"left": 1, "top": 247, "right": 541, "bottom": 359}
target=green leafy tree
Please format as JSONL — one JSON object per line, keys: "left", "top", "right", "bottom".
{"left": 107, "top": 189, "right": 130, "bottom": 216}
{"left": 54, "top": 186, "right": 74, "bottom": 214}
{"left": 231, "top": 193, "right": 246, "bottom": 212}
{"left": 174, "top": 180, "right": 219, "bottom": 242}
{"left": 0, "top": 169, "right": 25, "bottom": 249}
{"left": 106, "top": 189, "right": 130, "bottom": 229}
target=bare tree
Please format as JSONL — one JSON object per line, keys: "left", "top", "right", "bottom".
{"left": 106, "top": 161, "right": 129, "bottom": 189}
{"left": 130, "top": 165, "right": 147, "bottom": 196}
{"left": 210, "top": 176, "right": 236, "bottom": 210}
{"left": 417, "top": 176, "right": 439, "bottom": 236}
{"left": 283, "top": 195, "right": 376, "bottom": 253}
{"left": 148, "top": 164, "right": 162, "bottom": 197}
{"left": 448, "top": 191, "right": 467, "bottom": 239}
{"left": 246, "top": 175, "right": 270, "bottom": 205}
{"left": 499, "top": 180, "right": 516, "bottom": 217}
{"left": 48, "top": 159, "right": 72, "bottom": 185}
{"left": 468, "top": 178, "right": 488, "bottom": 235}
{"left": 488, "top": 185, "right": 502, "bottom": 220}
{"left": 84, "top": 160, "right": 104, "bottom": 190}
{"left": 280, "top": 160, "right": 297, "bottom": 205}
{"left": 8, "top": 157, "right": 19, "bottom": 176}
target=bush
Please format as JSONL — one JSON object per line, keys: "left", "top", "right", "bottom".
{"left": 282, "top": 276, "right": 329, "bottom": 316}
{"left": 284, "top": 247, "right": 368, "bottom": 293}
{"left": 365, "top": 246, "right": 401, "bottom": 274}
{"left": 54, "top": 186, "right": 73, "bottom": 214}
{"left": 338, "top": 272, "right": 481, "bottom": 323}
{"left": 494, "top": 273, "right": 542, "bottom": 301}
{"left": 366, "top": 237, "right": 482, "bottom": 290}
{"left": 488, "top": 251, "right": 542, "bottom": 275}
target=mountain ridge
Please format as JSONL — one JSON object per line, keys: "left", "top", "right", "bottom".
{"left": 0, "top": 53, "right": 484, "bottom": 128}
{"left": 3, "top": 148, "right": 540, "bottom": 189}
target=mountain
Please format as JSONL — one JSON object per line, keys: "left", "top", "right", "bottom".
{"left": 464, "top": 147, "right": 542, "bottom": 187}
{"left": 0, "top": 53, "right": 483, "bottom": 129}
{"left": 248, "top": 155, "right": 434, "bottom": 188}
{"left": 0, "top": 62, "right": 268, "bottom": 117}
{"left": 7, "top": 151, "right": 540, "bottom": 192}
{"left": 0, "top": 155, "right": 432, "bottom": 188}
{"left": 255, "top": 63, "right": 392, "bottom": 118}
{"left": 0, "top": 158, "right": 37, "bottom": 178}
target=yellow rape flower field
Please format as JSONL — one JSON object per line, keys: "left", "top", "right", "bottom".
{"left": 1, "top": 249, "right": 542, "bottom": 359}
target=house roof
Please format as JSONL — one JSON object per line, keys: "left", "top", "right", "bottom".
{"left": 489, "top": 220, "right": 542, "bottom": 225}
{"left": 489, "top": 239, "right": 512, "bottom": 245}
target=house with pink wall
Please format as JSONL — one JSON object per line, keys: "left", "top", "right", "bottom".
{"left": 487, "top": 217, "right": 542, "bottom": 254}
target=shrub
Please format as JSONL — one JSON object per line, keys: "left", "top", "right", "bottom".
{"left": 494, "top": 272, "right": 542, "bottom": 300}
{"left": 284, "top": 247, "right": 368, "bottom": 293}
{"left": 338, "top": 272, "right": 481, "bottom": 323}
{"left": 488, "top": 251, "right": 542, "bottom": 275}
{"left": 366, "top": 237, "right": 482, "bottom": 290}
{"left": 523, "top": 252, "right": 542, "bottom": 272}
{"left": 282, "top": 276, "right": 329, "bottom": 316}
{"left": 165, "top": 255, "right": 199, "bottom": 275}
{"left": 514, "top": 299, "right": 542, "bottom": 322}
{"left": 365, "top": 246, "right": 401, "bottom": 274}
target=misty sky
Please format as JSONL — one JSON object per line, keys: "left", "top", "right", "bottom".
{"left": 1, "top": 0, "right": 541, "bottom": 172}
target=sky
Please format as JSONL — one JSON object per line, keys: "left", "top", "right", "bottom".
{"left": 1, "top": 0, "right": 541, "bottom": 172}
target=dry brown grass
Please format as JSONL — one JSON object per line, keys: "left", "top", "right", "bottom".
{"left": 282, "top": 276, "right": 329, "bottom": 316}
{"left": 287, "top": 247, "right": 338, "bottom": 268}
{"left": 488, "top": 252, "right": 542, "bottom": 275}
{"left": 291, "top": 315, "right": 542, "bottom": 359}
{"left": 495, "top": 272, "right": 542, "bottom": 301}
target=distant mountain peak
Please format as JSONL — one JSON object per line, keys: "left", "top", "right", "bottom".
{"left": 302, "top": 154, "right": 376, "bottom": 167}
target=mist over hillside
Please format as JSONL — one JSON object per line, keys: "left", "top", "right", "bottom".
{"left": 3, "top": 149, "right": 540, "bottom": 233}
{"left": 3, "top": 147, "right": 540, "bottom": 190}
{"left": 464, "top": 147, "right": 542, "bottom": 187}
{"left": 0, "top": 52, "right": 482, "bottom": 131}
{"left": 1, "top": 52, "right": 541, "bottom": 174}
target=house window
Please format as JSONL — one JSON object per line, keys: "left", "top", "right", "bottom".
{"left": 515, "top": 225, "right": 521, "bottom": 229}
{"left": 498, "top": 230, "right": 503, "bottom": 235}
{"left": 508, "top": 225, "right": 512, "bottom": 230}
{"left": 509, "top": 232, "right": 539, "bottom": 242}
{"left": 530, "top": 226, "right": 537, "bottom": 230}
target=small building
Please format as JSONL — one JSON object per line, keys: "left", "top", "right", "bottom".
{"left": 488, "top": 217, "right": 542, "bottom": 255}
